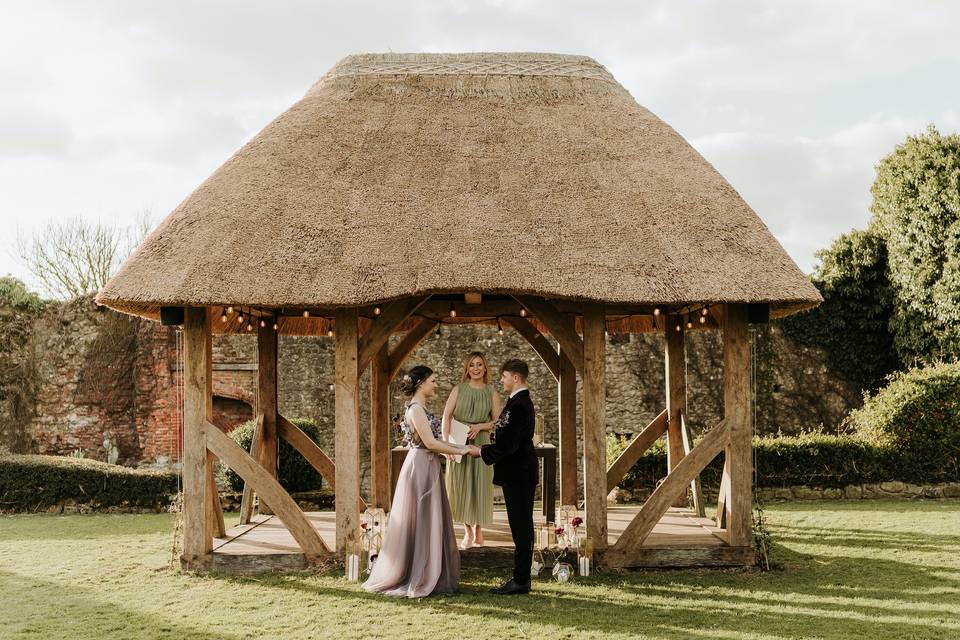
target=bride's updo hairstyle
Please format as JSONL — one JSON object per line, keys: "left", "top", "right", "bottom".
{"left": 399, "top": 365, "right": 433, "bottom": 396}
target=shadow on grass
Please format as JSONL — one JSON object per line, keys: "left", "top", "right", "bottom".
{"left": 0, "top": 569, "right": 242, "bottom": 640}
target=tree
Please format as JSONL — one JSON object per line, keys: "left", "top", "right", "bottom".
{"left": 871, "top": 125, "right": 960, "bottom": 365}
{"left": 17, "top": 214, "right": 152, "bottom": 300}
{"left": 778, "top": 226, "right": 898, "bottom": 393}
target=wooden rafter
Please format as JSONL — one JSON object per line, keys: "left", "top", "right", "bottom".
{"left": 606, "top": 409, "right": 668, "bottom": 493}
{"left": 512, "top": 295, "right": 584, "bottom": 372}
{"left": 387, "top": 317, "right": 437, "bottom": 379}
{"left": 502, "top": 315, "right": 560, "bottom": 381}
{"left": 358, "top": 296, "right": 430, "bottom": 372}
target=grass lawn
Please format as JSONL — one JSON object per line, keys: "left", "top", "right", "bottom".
{"left": 2, "top": 500, "right": 958, "bottom": 640}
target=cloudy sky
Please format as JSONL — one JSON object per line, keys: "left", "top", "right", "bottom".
{"left": 2, "top": 1, "right": 958, "bottom": 291}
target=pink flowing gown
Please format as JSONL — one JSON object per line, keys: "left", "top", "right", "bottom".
{"left": 362, "top": 403, "right": 460, "bottom": 597}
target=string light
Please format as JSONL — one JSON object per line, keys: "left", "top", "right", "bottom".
{"left": 236, "top": 309, "right": 244, "bottom": 323}
{"left": 449, "top": 304, "right": 457, "bottom": 318}
{"left": 327, "top": 324, "right": 334, "bottom": 337}
{"left": 699, "top": 314, "right": 707, "bottom": 324}
{"left": 373, "top": 306, "right": 382, "bottom": 316}
{"left": 303, "top": 310, "right": 310, "bottom": 318}
{"left": 675, "top": 322, "right": 681, "bottom": 332}
{"left": 701, "top": 306, "right": 709, "bottom": 316}
{"left": 246, "top": 319, "right": 253, "bottom": 332}
{"left": 653, "top": 307, "right": 661, "bottom": 317}
{"left": 220, "top": 309, "right": 228, "bottom": 323}
{"left": 497, "top": 318, "right": 504, "bottom": 336}
{"left": 272, "top": 322, "right": 279, "bottom": 331}
{"left": 227, "top": 306, "right": 234, "bottom": 314}
{"left": 686, "top": 313, "right": 693, "bottom": 330}
{"left": 519, "top": 308, "right": 527, "bottom": 318}
{"left": 435, "top": 325, "right": 442, "bottom": 337}
{"left": 259, "top": 318, "right": 266, "bottom": 328}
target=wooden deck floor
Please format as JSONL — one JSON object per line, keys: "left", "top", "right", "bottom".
{"left": 206, "top": 506, "right": 746, "bottom": 573}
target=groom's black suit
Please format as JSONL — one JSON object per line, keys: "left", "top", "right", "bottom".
{"left": 479, "top": 388, "right": 538, "bottom": 585}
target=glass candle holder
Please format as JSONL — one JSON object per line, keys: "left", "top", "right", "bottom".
{"left": 553, "top": 561, "right": 572, "bottom": 583}
{"left": 559, "top": 504, "right": 578, "bottom": 530}
{"left": 578, "top": 537, "right": 593, "bottom": 577}
{"left": 534, "top": 415, "right": 545, "bottom": 446}
{"left": 539, "top": 522, "right": 556, "bottom": 549}
{"left": 345, "top": 539, "right": 361, "bottom": 582}
{"left": 531, "top": 547, "right": 545, "bottom": 577}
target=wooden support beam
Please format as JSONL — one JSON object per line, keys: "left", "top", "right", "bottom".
{"left": 206, "top": 420, "right": 329, "bottom": 558}
{"left": 582, "top": 304, "right": 607, "bottom": 549}
{"left": 665, "top": 317, "right": 687, "bottom": 508}
{"left": 558, "top": 344, "right": 578, "bottom": 506}
{"left": 278, "top": 414, "right": 367, "bottom": 512}
{"left": 239, "top": 413, "right": 264, "bottom": 525}
{"left": 681, "top": 413, "right": 706, "bottom": 517}
{"left": 722, "top": 303, "right": 752, "bottom": 546}
{"left": 605, "top": 409, "right": 668, "bottom": 493}
{"left": 257, "top": 318, "right": 279, "bottom": 515}
{"left": 370, "top": 344, "right": 392, "bottom": 509}
{"left": 203, "top": 309, "right": 225, "bottom": 538}
{"left": 182, "top": 307, "right": 212, "bottom": 562}
{"left": 388, "top": 318, "right": 437, "bottom": 380}
{"left": 513, "top": 296, "right": 584, "bottom": 372}
{"left": 503, "top": 315, "right": 560, "bottom": 382}
{"left": 613, "top": 420, "right": 729, "bottom": 551}
{"left": 358, "top": 296, "right": 429, "bottom": 373}
{"left": 335, "top": 308, "right": 361, "bottom": 555}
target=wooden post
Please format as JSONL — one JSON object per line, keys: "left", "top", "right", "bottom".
{"left": 182, "top": 307, "right": 212, "bottom": 563}
{"left": 665, "top": 316, "right": 687, "bottom": 507}
{"left": 335, "top": 308, "right": 361, "bottom": 555}
{"left": 257, "top": 319, "right": 279, "bottom": 515}
{"left": 370, "top": 344, "right": 391, "bottom": 509}
{"left": 204, "top": 310, "right": 225, "bottom": 538}
{"left": 582, "top": 304, "right": 608, "bottom": 549}
{"left": 558, "top": 344, "right": 578, "bottom": 506}
{"left": 722, "top": 304, "right": 752, "bottom": 546}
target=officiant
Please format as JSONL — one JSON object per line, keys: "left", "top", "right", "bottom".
{"left": 441, "top": 351, "right": 501, "bottom": 550}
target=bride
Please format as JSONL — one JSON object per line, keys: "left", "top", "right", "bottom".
{"left": 362, "top": 365, "right": 472, "bottom": 598}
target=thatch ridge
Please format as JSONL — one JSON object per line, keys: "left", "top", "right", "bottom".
{"left": 97, "top": 51, "right": 821, "bottom": 325}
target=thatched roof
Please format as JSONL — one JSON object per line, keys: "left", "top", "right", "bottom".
{"left": 96, "top": 52, "right": 821, "bottom": 326}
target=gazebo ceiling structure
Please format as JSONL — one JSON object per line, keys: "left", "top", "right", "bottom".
{"left": 97, "top": 52, "right": 821, "bottom": 573}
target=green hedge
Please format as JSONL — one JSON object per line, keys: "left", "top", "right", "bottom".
{"left": 218, "top": 418, "right": 326, "bottom": 493}
{"left": 0, "top": 454, "right": 178, "bottom": 511}
{"left": 847, "top": 361, "right": 960, "bottom": 483}
{"left": 612, "top": 433, "right": 898, "bottom": 493}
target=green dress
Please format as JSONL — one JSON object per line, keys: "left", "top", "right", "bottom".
{"left": 445, "top": 382, "right": 495, "bottom": 526}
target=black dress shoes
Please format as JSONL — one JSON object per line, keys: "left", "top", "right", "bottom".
{"left": 490, "top": 579, "right": 531, "bottom": 595}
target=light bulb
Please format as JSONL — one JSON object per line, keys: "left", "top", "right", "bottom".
{"left": 259, "top": 319, "right": 266, "bottom": 328}
{"left": 220, "top": 311, "right": 227, "bottom": 323}
{"left": 327, "top": 329, "right": 334, "bottom": 337}
{"left": 699, "top": 315, "right": 706, "bottom": 324}
{"left": 374, "top": 306, "right": 381, "bottom": 316}
{"left": 520, "top": 308, "right": 527, "bottom": 317}
{"left": 449, "top": 305, "right": 457, "bottom": 318}
{"left": 675, "top": 324, "right": 681, "bottom": 332}
{"left": 227, "top": 306, "right": 234, "bottom": 314}
{"left": 686, "top": 320, "right": 693, "bottom": 329}
{"left": 701, "top": 307, "right": 709, "bottom": 316}
{"left": 653, "top": 307, "right": 661, "bottom": 316}
{"left": 246, "top": 322, "right": 253, "bottom": 332}
{"left": 272, "top": 323, "right": 278, "bottom": 331}
{"left": 303, "top": 310, "right": 310, "bottom": 318}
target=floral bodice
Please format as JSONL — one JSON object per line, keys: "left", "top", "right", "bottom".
{"left": 401, "top": 401, "right": 442, "bottom": 449}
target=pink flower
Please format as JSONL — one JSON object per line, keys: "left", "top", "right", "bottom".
{"left": 360, "top": 522, "right": 369, "bottom": 530}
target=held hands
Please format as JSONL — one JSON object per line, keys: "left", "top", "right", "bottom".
{"left": 464, "top": 445, "right": 482, "bottom": 458}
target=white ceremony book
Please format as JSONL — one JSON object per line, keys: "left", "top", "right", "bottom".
{"left": 448, "top": 418, "right": 471, "bottom": 463}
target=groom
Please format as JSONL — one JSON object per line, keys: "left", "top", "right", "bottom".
{"left": 467, "top": 358, "right": 538, "bottom": 595}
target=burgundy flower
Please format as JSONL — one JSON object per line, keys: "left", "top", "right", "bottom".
{"left": 571, "top": 516, "right": 583, "bottom": 528}
{"left": 554, "top": 527, "right": 564, "bottom": 536}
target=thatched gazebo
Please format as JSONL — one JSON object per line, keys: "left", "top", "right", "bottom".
{"left": 97, "top": 52, "right": 821, "bottom": 572}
